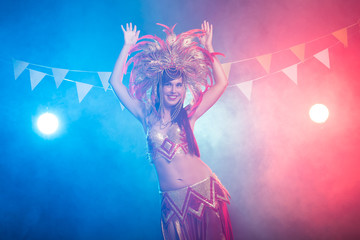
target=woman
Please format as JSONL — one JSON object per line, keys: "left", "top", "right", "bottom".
{"left": 109, "top": 21, "right": 233, "bottom": 240}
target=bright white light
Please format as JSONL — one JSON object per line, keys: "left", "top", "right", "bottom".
{"left": 309, "top": 104, "right": 329, "bottom": 123}
{"left": 37, "top": 112, "right": 59, "bottom": 134}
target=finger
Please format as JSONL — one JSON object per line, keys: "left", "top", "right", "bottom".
{"left": 134, "top": 25, "right": 137, "bottom": 32}
{"left": 130, "top": 22, "right": 132, "bottom": 30}
{"left": 121, "top": 25, "right": 125, "bottom": 33}
{"left": 206, "top": 21, "right": 210, "bottom": 32}
{"left": 126, "top": 23, "right": 129, "bottom": 31}
{"left": 210, "top": 24, "right": 213, "bottom": 34}
{"left": 136, "top": 30, "right": 140, "bottom": 39}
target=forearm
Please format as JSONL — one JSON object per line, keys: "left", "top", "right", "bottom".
{"left": 206, "top": 44, "right": 228, "bottom": 88}
{"left": 109, "top": 44, "right": 132, "bottom": 86}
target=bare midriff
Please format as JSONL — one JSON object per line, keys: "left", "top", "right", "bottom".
{"left": 152, "top": 153, "right": 212, "bottom": 191}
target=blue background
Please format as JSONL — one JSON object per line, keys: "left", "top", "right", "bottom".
{"left": 1, "top": 0, "right": 360, "bottom": 239}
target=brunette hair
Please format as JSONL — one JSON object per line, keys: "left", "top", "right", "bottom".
{"left": 155, "top": 71, "right": 200, "bottom": 157}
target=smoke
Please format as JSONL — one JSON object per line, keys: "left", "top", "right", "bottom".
{"left": 1, "top": 0, "right": 360, "bottom": 239}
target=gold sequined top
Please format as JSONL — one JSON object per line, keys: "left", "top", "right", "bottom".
{"left": 147, "top": 122, "right": 189, "bottom": 163}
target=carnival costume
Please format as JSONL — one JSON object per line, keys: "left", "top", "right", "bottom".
{"left": 127, "top": 24, "right": 233, "bottom": 240}
{"left": 160, "top": 173, "right": 232, "bottom": 240}
{"left": 147, "top": 121, "right": 189, "bottom": 163}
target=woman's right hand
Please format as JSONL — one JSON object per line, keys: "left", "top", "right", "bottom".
{"left": 121, "top": 23, "right": 140, "bottom": 46}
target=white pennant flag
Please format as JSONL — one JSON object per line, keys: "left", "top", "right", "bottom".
{"left": 120, "top": 102, "right": 125, "bottom": 111}
{"left": 52, "top": 68, "right": 69, "bottom": 88}
{"left": 282, "top": 64, "right": 298, "bottom": 84}
{"left": 76, "top": 82, "right": 93, "bottom": 103}
{"left": 236, "top": 81, "right": 253, "bottom": 101}
{"left": 314, "top": 49, "right": 330, "bottom": 69}
{"left": 29, "top": 69, "right": 46, "bottom": 90}
{"left": 98, "top": 72, "right": 112, "bottom": 91}
{"left": 13, "top": 60, "right": 29, "bottom": 80}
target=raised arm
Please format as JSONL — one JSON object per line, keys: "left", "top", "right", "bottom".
{"left": 109, "top": 23, "right": 146, "bottom": 122}
{"left": 189, "top": 21, "right": 228, "bottom": 124}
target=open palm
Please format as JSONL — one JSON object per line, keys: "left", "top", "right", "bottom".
{"left": 199, "top": 20, "right": 213, "bottom": 50}
{"left": 121, "top": 23, "right": 140, "bottom": 46}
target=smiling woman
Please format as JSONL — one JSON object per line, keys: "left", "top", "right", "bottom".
{"left": 156, "top": 69, "right": 186, "bottom": 124}
{"left": 162, "top": 77, "right": 185, "bottom": 108}
{"left": 109, "top": 21, "right": 232, "bottom": 239}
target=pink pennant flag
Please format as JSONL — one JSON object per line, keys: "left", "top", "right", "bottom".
{"left": 282, "top": 64, "right": 298, "bottom": 85}
{"left": 29, "top": 69, "right": 46, "bottom": 90}
{"left": 52, "top": 68, "right": 69, "bottom": 88}
{"left": 76, "top": 82, "right": 93, "bottom": 103}
{"left": 314, "top": 49, "right": 330, "bottom": 69}
{"left": 236, "top": 81, "right": 253, "bottom": 101}
{"left": 290, "top": 43, "right": 305, "bottom": 61}
{"left": 221, "top": 62, "right": 232, "bottom": 79}
{"left": 332, "top": 27, "right": 348, "bottom": 47}
{"left": 256, "top": 54, "right": 272, "bottom": 73}
{"left": 13, "top": 59, "right": 29, "bottom": 80}
{"left": 98, "top": 72, "right": 112, "bottom": 91}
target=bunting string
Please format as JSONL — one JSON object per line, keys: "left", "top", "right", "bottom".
{"left": 226, "top": 21, "right": 359, "bottom": 65}
{"left": 6, "top": 18, "right": 360, "bottom": 104}
{"left": 231, "top": 40, "right": 341, "bottom": 89}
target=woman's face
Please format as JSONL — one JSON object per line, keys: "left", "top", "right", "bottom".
{"left": 161, "top": 78, "right": 185, "bottom": 108}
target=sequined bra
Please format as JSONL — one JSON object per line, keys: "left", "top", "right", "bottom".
{"left": 147, "top": 122, "right": 189, "bottom": 163}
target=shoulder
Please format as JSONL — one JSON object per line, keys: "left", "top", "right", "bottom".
{"left": 142, "top": 103, "right": 158, "bottom": 130}
{"left": 184, "top": 105, "right": 196, "bottom": 130}
{"left": 184, "top": 104, "right": 193, "bottom": 117}
{"left": 185, "top": 103, "right": 196, "bottom": 120}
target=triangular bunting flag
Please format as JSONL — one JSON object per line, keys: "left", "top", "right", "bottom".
{"left": 314, "top": 49, "right": 330, "bottom": 69}
{"left": 98, "top": 72, "right": 112, "bottom": 91}
{"left": 52, "top": 68, "right": 69, "bottom": 88}
{"left": 29, "top": 69, "right": 46, "bottom": 90}
{"left": 332, "top": 27, "right": 348, "bottom": 47}
{"left": 290, "top": 43, "right": 305, "bottom": 61}
{"left": 76, "top": 82, "right": 93, "bottom": 103}
{"left": 120, "top": 102, "right": 125, "bottom": 111}
{"left": 282, "top": 64, "right": 298, "bottom": 84}
{"left": 13, "top": 60, "right": 29, "bottom": 80}
{"left": 236, "top": 81, "right": 253, "bottom": 100}
{"left": 221, "top": 62, "right": 232, "bottom": 79}
{"left": 256, "top": 54, "right": 272, "bottom": 73}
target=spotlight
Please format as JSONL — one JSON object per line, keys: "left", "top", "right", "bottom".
{"left": 37, "top": 112, "right": 59, "bottom": 134}
{"left": 309, "top": 104, "right": 329, "bottom": 123}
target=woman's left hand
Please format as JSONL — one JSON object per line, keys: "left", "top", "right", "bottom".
{"left": 199, "top": 20, "right": 214, "bottom": 52}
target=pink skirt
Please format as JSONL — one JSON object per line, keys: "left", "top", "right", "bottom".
{"left": 160, "top": 174, "right": 233, "bottom": 240}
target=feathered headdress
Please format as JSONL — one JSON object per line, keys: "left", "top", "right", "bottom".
{"left": 126, "top": 23, "right": 223, "bottom": 115}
